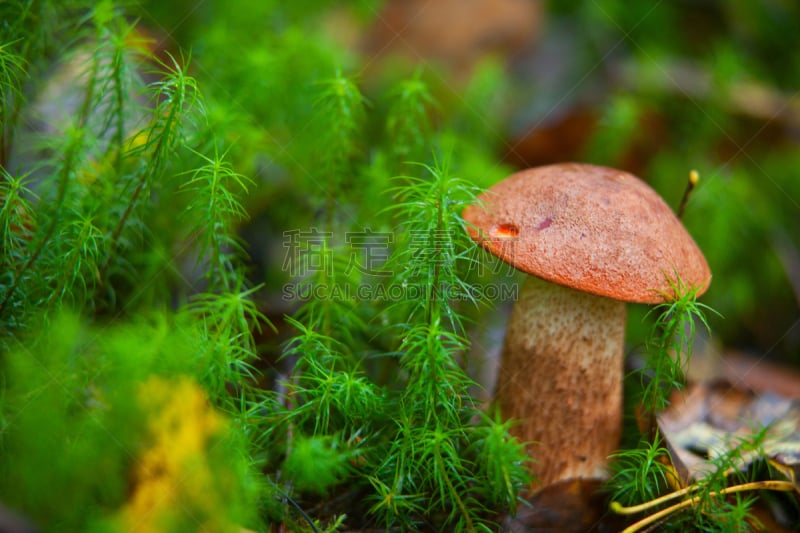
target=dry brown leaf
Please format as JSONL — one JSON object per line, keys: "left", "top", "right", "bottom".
{"left": 658, "top": 380, "right": 800, "bottom": 482}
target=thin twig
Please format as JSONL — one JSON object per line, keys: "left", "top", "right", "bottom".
{"left": 612, "top": 480, "right": 796, "bottom": 533}
{"left": 676, "top": 169, "right": 699, "bottom": 220}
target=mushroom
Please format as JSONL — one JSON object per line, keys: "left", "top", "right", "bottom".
{"left": 462, "top": 163, "right": 711, "bottom": 490}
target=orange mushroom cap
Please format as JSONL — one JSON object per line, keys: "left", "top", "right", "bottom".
{"left": 462, "top": 163, "right": 711, "bottom": 303}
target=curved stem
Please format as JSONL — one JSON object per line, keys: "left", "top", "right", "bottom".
{"left": 610, "top": 484, "right": 698, "bottom": 515}
{"left": 614, "top": 480, "right": 796, "bottom": 533}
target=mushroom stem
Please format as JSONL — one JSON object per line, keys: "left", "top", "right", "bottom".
{"left": 498, "top": 276, "right": 625, "bottom": 490}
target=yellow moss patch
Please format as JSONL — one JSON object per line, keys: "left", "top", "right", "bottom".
{"left": 121, "top": 375, "right": 235, "bottom": 533}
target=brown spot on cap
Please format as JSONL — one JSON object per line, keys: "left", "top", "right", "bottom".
{"left": 491, "top": 222, "right": 520, "bottom": 240}
{"left": 462, "top": 163, "right": 711, "bottom": 303}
